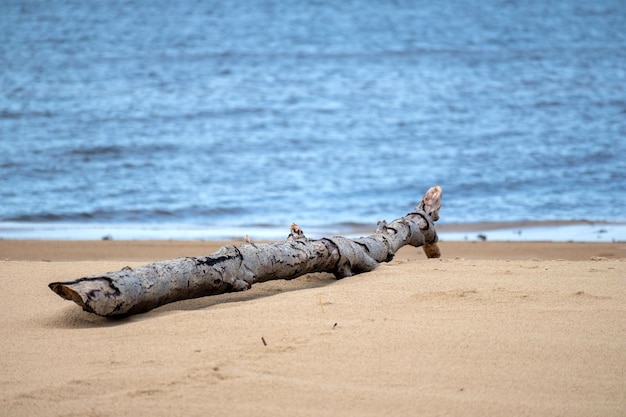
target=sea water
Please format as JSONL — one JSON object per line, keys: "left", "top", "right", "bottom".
{"left": 1, "top": 0, "right": 625, "bottom": 241}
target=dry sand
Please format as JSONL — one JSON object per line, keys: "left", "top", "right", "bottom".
{"left": 1, "top": 239, "right": 624, "bottom": 416}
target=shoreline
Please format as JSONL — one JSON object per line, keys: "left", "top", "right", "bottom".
{"left": 1, "top": 219, "right": 625, "bottom": 242}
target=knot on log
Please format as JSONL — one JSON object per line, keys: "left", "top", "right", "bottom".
{"left": 288, "top": 222, "right": 306, "bottom": 240}
{"left": 326, "top": 237, "right": 380, "bottom": 279}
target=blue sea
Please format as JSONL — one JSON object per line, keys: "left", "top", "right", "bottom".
{"left": 1, "top": 0, "right": 625, "bottom": 241}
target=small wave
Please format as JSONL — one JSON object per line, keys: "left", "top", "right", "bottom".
{"left": 3, "top": 209, "right": 173, "bottom": 223}
{"left": 67, "top": 145, "right": 124, "bottom": 158}
{"left": 63, "top": 142, "right": 181, "bottom": 160}
{"left": 0, "top": 109, "right": 54, "bottom": 119}
{"left": 3, "top": 212, "right": 95, "bottom": 222}
{"left": 1, "top": 206, "right": 249, "bottom": 224}
{"left": 535, "top": 100, "right": 562, "bottom": 108}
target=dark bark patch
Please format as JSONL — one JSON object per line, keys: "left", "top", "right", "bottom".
{"left": 192, "top": 255, "right": 235, "bottom": 267}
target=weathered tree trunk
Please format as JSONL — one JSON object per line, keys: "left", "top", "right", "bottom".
{"left": 49, "top": 186, "right": 442, "bottom": 317}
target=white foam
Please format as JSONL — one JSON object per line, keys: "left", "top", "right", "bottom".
{"left": 1, "top": 221, "right": 625, "bottom": 242}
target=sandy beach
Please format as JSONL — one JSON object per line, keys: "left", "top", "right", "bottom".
{"left": 1, "top": 239, "right": 624, "bottom": 416}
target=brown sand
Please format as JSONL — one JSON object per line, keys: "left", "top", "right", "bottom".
{"left": 1, "top": 240, "right": 624, "bottom": 416}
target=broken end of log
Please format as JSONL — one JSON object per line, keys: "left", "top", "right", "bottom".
{"left": 421, "top": 185, "right": 442, "bottom": 222}
{"left": 417, "top": 186, "right": 442, "bottom": 258}
{"left": 49, "top": 282, "right": 92, "bottom": 313}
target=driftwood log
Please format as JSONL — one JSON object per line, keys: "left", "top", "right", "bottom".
{"left": 49, "top": 186, "right": 442, "bottom": 317}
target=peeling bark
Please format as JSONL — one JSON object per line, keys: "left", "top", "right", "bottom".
{"left": 49, "top": 186, "right": 442, "bottom": 317}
